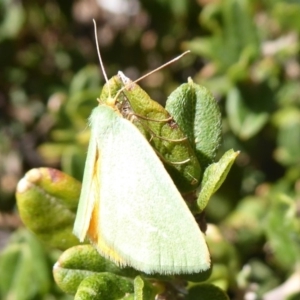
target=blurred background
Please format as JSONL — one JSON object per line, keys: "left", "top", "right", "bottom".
{"left": 0, "top": 0, "right": 300, "bottom": 299}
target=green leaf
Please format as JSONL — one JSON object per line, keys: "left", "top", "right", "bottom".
{"left": 16, "top": 168, "right": 81, "bottom": 250}
{"left": 74, "top": 273, "right": 134, "bottom": 300}
{"left": 264, "top": 193, "right": 300, "bottom": 271}
{"left": 165, "top": 78, "right": 222, "bottom": 169}
{"left": 53, "top": 245, "right": 139, "bottom": 295}
{"left": 184, "top": 0, "right": 259, "bottom": 81}
{"left": 226, "top": 88, "right": 269, "bottom": 140}
{"left": 195, "top": 149, "right": 239, "bottom": 212}
{"left": 0, "top": 229, "right": 51, "bottom": 300}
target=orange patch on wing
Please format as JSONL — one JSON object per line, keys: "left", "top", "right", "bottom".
{"left": 87, "top": 195, "right": 99, "bottom": 243}
{"left": 87, "top": 149, "right": 126, "bottom": 267}
{"left": 87, "top": 151, "right": 101, "bottom": 243}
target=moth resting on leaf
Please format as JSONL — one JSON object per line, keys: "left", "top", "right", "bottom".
{"left": 73, "top": 78, "right": 211, "bottom": 275}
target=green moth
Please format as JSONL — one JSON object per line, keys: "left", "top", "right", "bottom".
{"left": 74, "top": 20, "right": 210, "bottom": 274}
{"left": 73, "top": 100, "right": 210, "bottom": 274}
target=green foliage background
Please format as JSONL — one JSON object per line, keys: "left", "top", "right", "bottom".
{"left": 1, "top": 0, "right": 300, "bottom": 299}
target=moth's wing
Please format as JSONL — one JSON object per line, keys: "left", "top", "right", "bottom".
{"left": 73, "top": 108, "right": 102, "bottom": 242}
{"left": 88, "top": 105, "right": 210, "bottom": 274}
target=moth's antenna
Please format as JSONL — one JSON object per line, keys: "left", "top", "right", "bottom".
{"left": 115, "top": 51, "right": 191, "bottom": 102}
{"left": 93, "top": 19, "right": 109, "bottom": 85}
{"left": 134, "top": 50, "right": 190, "bottom": 84}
